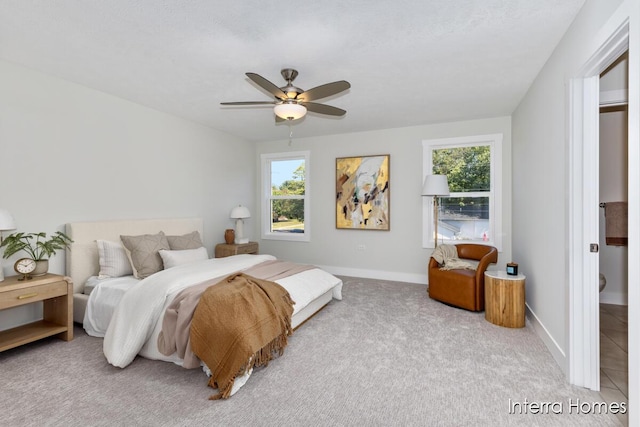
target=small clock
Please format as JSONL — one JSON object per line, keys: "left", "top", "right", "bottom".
{"left": 506, "top": 262, "right": 519, "bottom": 276}
{"left": 14, "top": 258, "right": 36, "bottom": 280}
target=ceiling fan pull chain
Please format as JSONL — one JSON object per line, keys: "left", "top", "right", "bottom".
{"left": 288, "top": 123, "right": 293, "bottom": 146}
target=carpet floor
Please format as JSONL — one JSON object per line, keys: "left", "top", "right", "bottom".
{"left": 0, "top": 276, "right": 623, "bottom": 426}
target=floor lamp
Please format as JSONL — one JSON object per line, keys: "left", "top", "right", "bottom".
{"left": 422, "top": 175, "right": 450, "bottom": 247}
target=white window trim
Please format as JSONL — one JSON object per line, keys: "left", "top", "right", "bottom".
{"left": 260, "top": 151, "right": 311, "bottom": 242}
{"left": 422, "top": 134, "right": 503, "bottom": 251}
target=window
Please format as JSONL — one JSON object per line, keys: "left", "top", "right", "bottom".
{"left": 422, "top": 134, "right": 502, "bottom": 250}
{"left": 261, "top": 151, "right": 310, "bottom": 241}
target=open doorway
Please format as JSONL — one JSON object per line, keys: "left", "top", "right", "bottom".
{"left": 598, "top": 51, "right": 629, "bottom": 407}
{"left": 568, "top": 13, "right": 640, "bottom": 425}
{"left": 567, "top": 20, "right": 627, "bottom": 392}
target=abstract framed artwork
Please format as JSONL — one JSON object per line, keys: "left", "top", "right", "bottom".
{"left": 336, "top": 154, "right": 390, "bottom": 230}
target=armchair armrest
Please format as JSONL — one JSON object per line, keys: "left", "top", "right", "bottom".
{"left": 428, "top": 257, "right": 440, "bottom": 270}
{"left": 474, "top": 246, "right": 498, "bottom": 284}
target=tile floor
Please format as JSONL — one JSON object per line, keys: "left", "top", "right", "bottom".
{"left": 599, "top": 303, "right": 628, "bottom": 426}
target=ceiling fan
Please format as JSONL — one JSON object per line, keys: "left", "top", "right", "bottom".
{"left": 221, "top": 69, "right": 350, "bottom": 122}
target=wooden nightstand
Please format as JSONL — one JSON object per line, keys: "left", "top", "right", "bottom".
{"left": 215, "top": 242, "right": 259, "bottom": 258}
{"left": 484, "top": 271, "right": 526, "bottom": 328}
{"left": 0, "top": 273, "right": 73, "bottom": 352}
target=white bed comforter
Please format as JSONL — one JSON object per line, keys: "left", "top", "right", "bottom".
{"left": 84, "top": 275, "right": 139, "bottom": 337}
{"left": 103, "top": 254, "right": 342, "bottom": 369}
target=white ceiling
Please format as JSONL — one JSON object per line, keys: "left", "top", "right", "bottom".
{"left": 0, "top": 0, "right": 585, "bottom": 142}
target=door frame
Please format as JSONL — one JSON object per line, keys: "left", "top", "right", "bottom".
{"left": 568, "top": 21, "right": 628, "bottom": 390}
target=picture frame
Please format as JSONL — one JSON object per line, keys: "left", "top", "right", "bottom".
{"left": 336, "top": 154, "right": 390, "bottom": 230}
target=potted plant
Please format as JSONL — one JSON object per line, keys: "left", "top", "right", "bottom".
{"left": 0, "top": 231, "right": 73, "bottom": 276}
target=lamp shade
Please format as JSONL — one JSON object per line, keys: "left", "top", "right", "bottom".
{"left": 230, "top": 205, "right": 251, "bottom": 219}
{"left": 0, "top": 209, "right": 16, "bottom": 231}
{"left": 422, "top": 175, "right": 450, "bottom": 196}
{"left": 274, "top": 102, "right": 307, "bottom": 121}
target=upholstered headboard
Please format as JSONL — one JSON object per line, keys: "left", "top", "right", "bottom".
{"left": 65, "top": 218, "right": 204, "bottom": 295}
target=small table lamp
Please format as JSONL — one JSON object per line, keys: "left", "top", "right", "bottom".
{"left": 230, "top": 205, "right": 251, "bottom": 244}
{"left": 0, "top": 209, "right": 17, "bottom": 282}
{"left": 422, "top": 175, "right": 450, "bottom": 247}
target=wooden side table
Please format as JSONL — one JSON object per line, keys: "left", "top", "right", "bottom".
{"left": 214, "top": 241, "right": 259, "bottom": 258}
{"left": 0, "top": 273, "right": 73, "bottom": 352}
{"left": 484, "top": 270, "right": 526, "bottom": 328}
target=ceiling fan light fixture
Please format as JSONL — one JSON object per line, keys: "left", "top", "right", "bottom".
{"left": 274, "top": 102, "right": 307, "bottom": 121}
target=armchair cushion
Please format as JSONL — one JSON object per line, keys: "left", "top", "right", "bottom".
{"left": 427, "top": 244, "right": 498, "bottom": 311}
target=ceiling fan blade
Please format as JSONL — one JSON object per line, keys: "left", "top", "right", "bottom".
{"left": 302, "top": 102, "right": 346, "bottom": 117}
{"left": 297, "top": 80, "right": 350, "bottom": 102}
{"left": 246, "top": 72, "right": 288, "bottom": 100}
{"left": 220, "top": 101, "right": 276, "bottom": 105}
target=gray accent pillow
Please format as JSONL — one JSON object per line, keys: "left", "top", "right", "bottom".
{"left": 120, "top": 232, "right": 170, "bottom": 279}
{"left": 166, "top": 231, "right": 203, "bottom": 250}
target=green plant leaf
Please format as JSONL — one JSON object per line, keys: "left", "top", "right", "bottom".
{"left": 0, "top": 231, "right": 73, "bottom": 260}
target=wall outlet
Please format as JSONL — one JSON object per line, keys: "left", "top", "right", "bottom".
{"left": 357, "top": 244, "right": 366, "bottom": 251}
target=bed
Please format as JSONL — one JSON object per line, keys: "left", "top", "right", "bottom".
{"left": 65, "top": 218, "right": 342, "bottom": 396}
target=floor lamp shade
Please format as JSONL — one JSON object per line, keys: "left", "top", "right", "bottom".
{"left": 230, "top": 205, "right": 251, "bottom": 244}
{"left": 422, "top": 175, "right": 450, "bottom": 197}
{"left": 422, "top": 175, "right": 450, "bottom": 247}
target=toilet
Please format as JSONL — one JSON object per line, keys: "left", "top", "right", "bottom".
{"left": 599, "top": 273, "right": 607, "bottom": 292}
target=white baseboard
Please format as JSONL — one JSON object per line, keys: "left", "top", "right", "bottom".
{"left": 525, "top": 303, "right": 567, "bottom": 376}
{"left": 599, "top": 291, "right": 628, "bottom": 305}
{"left": 317, "top": 264, "right": 428, "bottom": 285}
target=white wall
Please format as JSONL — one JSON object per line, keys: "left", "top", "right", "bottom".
{"left": 0, "top": 59, "right": 255, "bottom": 329}
{"left": 254, "top": 117, "right": 512, "bottom": 283}
{"left": 511, "top": 0, "right": 625, "bottom": 371}
{"left": 599, "top": 108, "right": 628, "bottom": 304}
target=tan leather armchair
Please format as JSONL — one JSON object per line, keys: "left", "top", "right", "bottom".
{"left": 428, "top": 244, "right": 498, "bottom": 311}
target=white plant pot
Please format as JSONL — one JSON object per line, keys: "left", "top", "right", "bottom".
{"left": 32, "top": 259, "right": 49, "bottom": 276}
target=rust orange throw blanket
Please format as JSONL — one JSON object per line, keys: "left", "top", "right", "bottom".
{"left": 189, "top": 273, "right": 294, "bottom": 400}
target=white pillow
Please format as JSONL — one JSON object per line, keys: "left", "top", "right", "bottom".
{"left": 159, "top": 247, "right": 209, "bottom": 269}
{"left": 97, "top": 240, "right": 134, "bottom": 279}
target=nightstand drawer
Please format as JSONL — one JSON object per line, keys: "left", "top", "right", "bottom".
{"left": 215, "top": 242, "right": 259, "bottom": 258}
{"left": 236, "top": 243, "right": 258, "bottom": 254}
{"left": 0, "top": 281, "right": 67, "bottom": 310}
